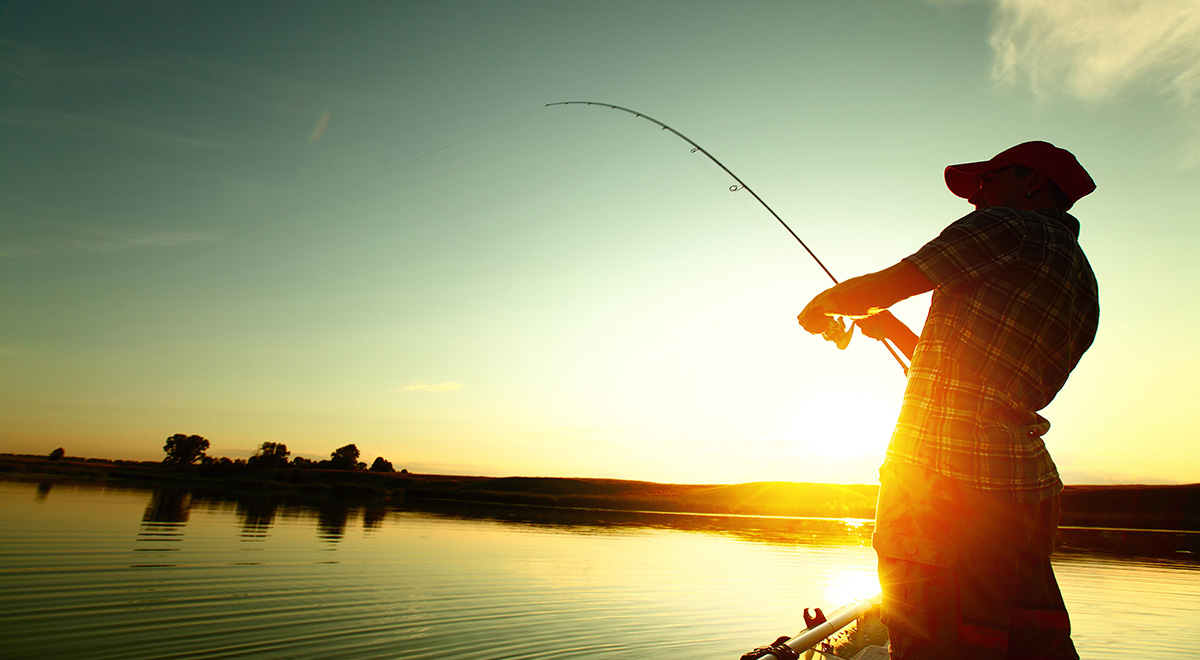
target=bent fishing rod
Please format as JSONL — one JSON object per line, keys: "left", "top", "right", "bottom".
{"left": 547, "top": 101, "right": 909, "bottom": 375}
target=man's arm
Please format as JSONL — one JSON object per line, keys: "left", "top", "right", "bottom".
{"left": 798, "top": 260, "right": 933, "bottom": 358}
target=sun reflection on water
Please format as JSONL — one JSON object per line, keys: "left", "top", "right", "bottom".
{"left": 821, "top": 566, "right": 882, "bottom": 609}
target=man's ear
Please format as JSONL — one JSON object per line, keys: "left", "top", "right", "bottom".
{"left": 1028, "top": 169, "right": 1050, "bottom": 195}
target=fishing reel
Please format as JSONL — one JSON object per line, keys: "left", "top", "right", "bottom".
{"left": 822, "top": 317, "right": 854, "bottom": 350}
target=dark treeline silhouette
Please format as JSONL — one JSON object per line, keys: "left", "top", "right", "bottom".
{"left": 163, "top": 434, "right": 209, "bottom": 465}
{"left": 246, "top": 441, "right": 289, "bottom": 469}
{"left": 5, "top": 452, "right": 1198, "bottom": 535}
{"left": 161, "top": 435, "right": 406, "bottom": 479}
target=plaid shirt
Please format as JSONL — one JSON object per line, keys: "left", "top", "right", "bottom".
{"left": 888, "top": 208, "right": 1099, "bottom": 503}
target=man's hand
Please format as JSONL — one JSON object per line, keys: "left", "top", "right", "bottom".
{"left": 798, "top": 286, "right": 845, "bottom": 335}
{"left": 798, "top": 285, "right": 859, "bottom": 350}
{"left": 854, "top": 310, "right": 903, "bottom": 340}
{"left": 854, "top": 310, "right": 919, "bottom": 360}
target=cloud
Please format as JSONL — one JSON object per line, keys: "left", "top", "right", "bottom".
{"left": 985, "top": 0, "right": 1200, "bottom": 103}
{"left": 927, "top": 0, "right": 1200, "bottom": 164}
{"left": 0, "top": 227, "right": 215, "bottom": 258}
{"left": 0, "top": 37, "right": 327, "bottom": 152}
{"left": 400, "top": 381, "right": 465, "bottom": 393}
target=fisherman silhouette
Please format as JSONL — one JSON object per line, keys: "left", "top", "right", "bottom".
{"left": 799, "top": 141, "right": 1097, "bottom": 660}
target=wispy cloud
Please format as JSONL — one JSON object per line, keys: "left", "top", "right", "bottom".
{"left": 0, "top": 227, "right": 215, "bottom": 258}
{"left": 927, "top": 0, "right": 1200, "bottom": 164}
{"left": 0, "top": 37, "right": 330, "bottom": 152}
{"left": 986, "top": 0, "right": 1200, "bottom": 103}
{"left": 399, "top": 381, "right": 465, "bottom": 393}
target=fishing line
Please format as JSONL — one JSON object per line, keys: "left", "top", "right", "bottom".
{"left": 548, "top": 101, "right": 909, "bottom": 374}
{"left": 2, "top": 106, "right": 548, "bottom": 338}
{"left": 688, "top": 142, "right": 804, "bottom": 268}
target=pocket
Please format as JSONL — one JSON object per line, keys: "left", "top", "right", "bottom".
{"left": 873, "top": 461, "right": 965, "bottom": 566}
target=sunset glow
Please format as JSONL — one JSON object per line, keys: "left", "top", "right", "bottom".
{"left": 2, "top": 1, "right": 1198, "bottom": 487}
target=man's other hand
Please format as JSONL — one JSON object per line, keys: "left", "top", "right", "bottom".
{"left": 855, "top": 310, "right": 902, "bottom": 340}
{"left": 855, "top": 310, "right": 919, "bottom": 360}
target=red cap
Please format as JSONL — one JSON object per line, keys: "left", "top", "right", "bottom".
{"left": 944, "top": 141, "right": 1096, "bottom": 207}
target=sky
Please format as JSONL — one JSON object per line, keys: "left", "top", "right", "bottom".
{"left": 2, "top": 0, "right": 1199, "bottom": 486}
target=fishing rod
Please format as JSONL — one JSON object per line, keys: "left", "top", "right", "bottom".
{"left": 547, "top": 101, "right": 909, "bottom": 374}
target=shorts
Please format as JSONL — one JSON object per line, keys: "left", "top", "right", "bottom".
{"left": 873, "top": 461, "right": 1078, "bottom": 660}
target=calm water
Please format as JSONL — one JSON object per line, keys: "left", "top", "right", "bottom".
{"left": 1, "top": 480, "right": 1198, "bottom": 659}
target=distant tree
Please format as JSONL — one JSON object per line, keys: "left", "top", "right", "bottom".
{"left": 163, "top": 434, "right": 210, "bottom": 466}
{"left": 48, "top": 447, "right": 65, "bottom": 461}
{"left": 400, "top": 468, "right": 408, "bottom": 475}
{"left": 198, "top": 455, "right": 236, "bottom": 476}
{"left": 292, "top": 456, "right": 314, "bottom": 468}
{"left": 329, "top": 444, "right": 360, "bottom": 470}
{"left": 248, "top": 442, "right": 290, "bottom": 469}
{"left": 369, "top": 457, "right": 394, "bottom": 473}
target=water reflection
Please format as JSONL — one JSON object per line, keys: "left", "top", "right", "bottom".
{"left": 316, "top": 501, "right": 350, "bottom": 542}
{"left": 411, "top": 501, "right": 1200, "bottom": 563}
{"left": 134, "top": 489, "right": 191, "bottom": 568}
{"left": 5, "top": 478, "right": 1198, "bottom": 660}
{"left": 1057, "top": 526, "right": 1200, "bottom": 564}
{"left": 234, "top": 494, "right": 278, "bottom": 540}
{"left": 407, "top": 499, "right": 878, "bottom": 547}
{"left": 23, "top": 478, "right": 1196, "bottom": 563}
{"left": 111, "top": 484, "right": 1198, "bottom": 562}
{"left": 143, "top": 488, "right": 191, "bottom": 523}
{"left": 362, "top": 505, "right": 389, "bottom": 531}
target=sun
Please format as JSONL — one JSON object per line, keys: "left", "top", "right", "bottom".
{"left": 782, "top": 389, "right": 901, "bottom": 460}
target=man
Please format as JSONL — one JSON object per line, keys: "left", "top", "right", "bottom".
{"left": 798, "top": 141, "right": 1099, "bottom": 660}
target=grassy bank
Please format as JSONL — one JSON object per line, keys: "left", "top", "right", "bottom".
{"left": 3, "top": 453, "right": 1197, "bottom": 530}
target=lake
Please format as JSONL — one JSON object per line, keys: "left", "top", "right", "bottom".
{"left": 1, "top": 479, "right": 1197, "bottom": 659}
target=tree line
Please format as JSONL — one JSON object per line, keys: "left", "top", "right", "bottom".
{"left": 161, "top": 433, "right": 402, "bottom": 475}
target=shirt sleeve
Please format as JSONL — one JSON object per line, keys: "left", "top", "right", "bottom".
{"left": 903, "top": 209, "right": 1027, "bottom": 290}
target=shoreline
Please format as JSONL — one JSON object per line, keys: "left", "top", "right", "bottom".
{"left": 3, "top": 453, "right": 1198, "bottom": 531}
